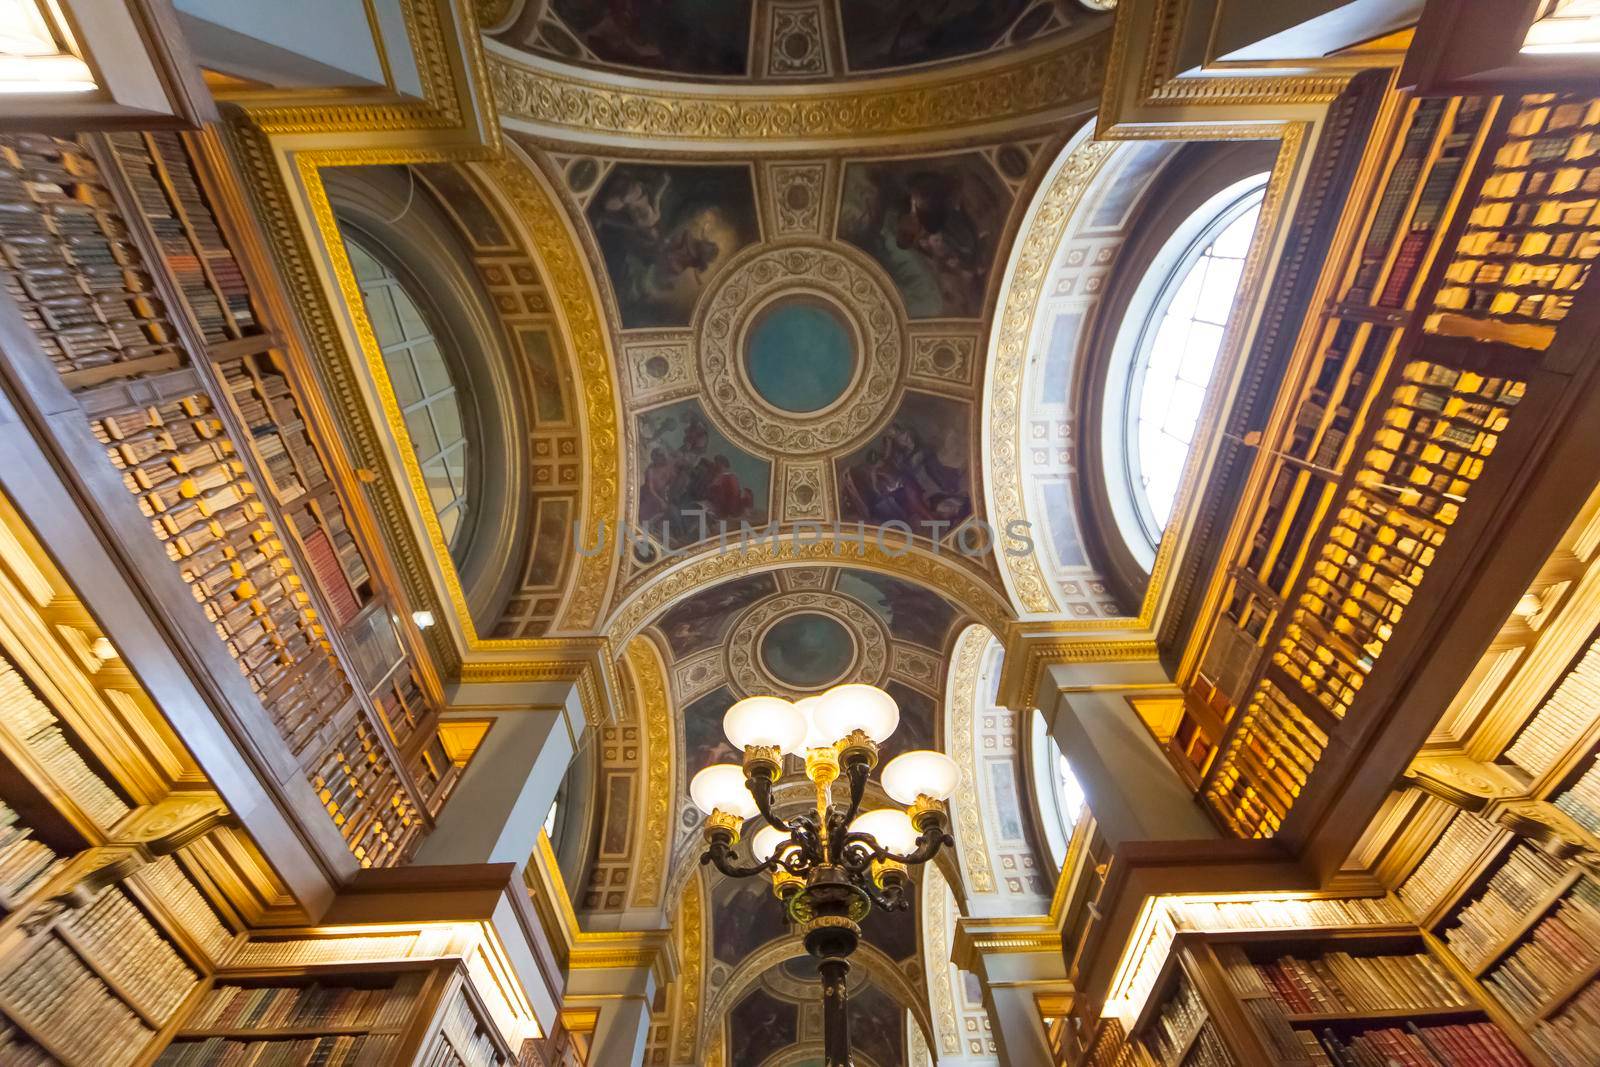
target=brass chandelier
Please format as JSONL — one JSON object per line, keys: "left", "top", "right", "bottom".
{"left": 689, "top": 683, "right": 958, "bottom": 1067}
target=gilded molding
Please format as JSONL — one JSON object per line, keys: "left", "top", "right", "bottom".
{"left": 478, "top": 147, "right": 624, "bottom": 633}
{"left": 1005, "top": 638, "right": 1161, "bottom": 712}
{"left": 673, "top": 873, "right": 703, "bottom": 1062}
{"left": 488, "top": 33, "right": 1109, "bottom": 148}
{"left": 984, "top": 137, "right": 1118, "bottom": 616}
{"left": 626, "top": 638, "right": 673, "bottom": 909}
{"left": 947, "top": 626, "right": 997, "bottom": 895}
{"left": 986, "top": 120, "right": 1304, "bottom": 628}
{"left": 291, "top": 145, "right": 622, "bottom": 650}
{"left": 604, "top": 539, "right": 1012, "bottom": 646}
{"left": 234, "top": 0, "right": 499, "bottom": 151}
{"left": 922, "top": 867, "right": 962, "bottom": 1056}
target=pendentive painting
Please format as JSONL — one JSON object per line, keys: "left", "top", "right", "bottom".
{"left": 727, "top": 986, "right": 800, "bottom": 1065}
{"left": 549, "top": 0, "right": 752, "bottom": 76}
{"left": 839, "top": 0, "right": 1035, "bottom": 71}
{"left": 637, "top": 399, "right": 770, "bottom": 547}
{"left": 655, "top": 573, "right": 777, "bottom": 658}
{"left": 712, "top": 872, "right": 787, "bottom": 964}
{"left": 836, "top": 391, "right": 973, "bottom": 529}
{"left": 589, "top": 163, "right": 759, "bottom": 328}
{"left": 836, "top": 569, "right": 958, "bottom": 651}
{"left": 683, "top": 685, "right": 740, "bottom": 774}
{"left": 838, "top": 152, "right": 1009, "bottom": 318}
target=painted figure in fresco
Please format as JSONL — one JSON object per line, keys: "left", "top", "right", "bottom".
{"left": 656, "top": 577, "right": 774, "bottom": 657}
{"left": 546, "top": 0, "right": 751, "bottom": 76}
{"left": 637, "top": 407, "right": 764, "bottom": 543}
{"left": 840, "top": 0, "right": 1036, "bottom": 70}
{"left": 839, "top": 155, "right": 1006, "bottom": 318}
{"left": 841, "top": 418, "right": 970, "bottom": 528}
{"left": 589, "top": 164, "right": 759, "bottom": 328}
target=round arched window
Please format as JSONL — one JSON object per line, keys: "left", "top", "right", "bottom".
{"left": 345, "top": 238, "right": 474, "bottom": 550}
{"left": 1121, "top": 179, "right": 1267, "bottom": 545}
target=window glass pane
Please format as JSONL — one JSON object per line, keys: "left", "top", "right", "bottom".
{"left": 368, "top": 287, "right": 403, "bottom": 348}
{"left": 1126, "top": 182, "right": 1267, "bottom": 539}
{"left": 389, "top": 356, "right": 423, "bottom": 407}
{"left": 396, "top": 288, "right": 429, "bottom": 339}
{"left": 430, "top": 396, "right": 464, "bottom": 446}
{"left": 343, "top": 235, "right": 473, "bottom": 552}
{"left": 412, "top": 340, "right": 452, "bottom": 397}
{"left": 405, "top": 407, "right": 440, "bottom": 460}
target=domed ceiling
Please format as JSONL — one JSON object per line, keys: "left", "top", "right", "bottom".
{"left": 491, "top": 0, "right": 1105, "bottom": 82}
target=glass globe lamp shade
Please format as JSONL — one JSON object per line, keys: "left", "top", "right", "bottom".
{"left": 750, "top": 825, "right": 793, "bottom": 864}
{"left": 689, "top": 764, "right": 758, "bottom": 819}
{"left": 815, "top": 683, "right": 899, "bottom": 745}
{"left": 881, "top": 750, "right": 960, "bottom": 805}
{"left": 723, "top": 695, "right": 805, "bottom": 753}
{"left": 849, "top": 808, "right": 920, "bottom": 855}
{"left": 790, "top": 695, "right": 834, "bottom": 754}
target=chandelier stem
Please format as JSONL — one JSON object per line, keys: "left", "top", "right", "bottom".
{"left": 819, "top": 956, "right": 852, "bottom": 1067}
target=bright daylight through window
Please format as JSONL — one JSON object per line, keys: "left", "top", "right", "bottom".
{"left": 1125, "top": 182, "right": 1266, "bottom": 543}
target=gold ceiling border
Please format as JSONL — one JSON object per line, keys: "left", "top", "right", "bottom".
{"left": 983, "top": 119, "right": 1305, "bottom": 632}
{"left": 602, "top": 538, "right": 1013, "bottom": 647}
{"left": 672, "top": 872, "right": 705, "bottom": 1062}
{"left": 625, "top": 637, "right": 673, "bottom": 910}
{"left": 946, "top": 625, "right": 998, "bottom": 895}
{"left": 487, "top": 31, "right": 1109, "bottom": 149}
{"left": 922, "top": 862, "right": 964, "bottom": 1057}
{"left": 292, "top": 146, "right": 623, "bottom": 654}
{"left": 227, "top": 0, "right": 499, "bottom": 149}
{"left": 1097, "top": 0, "right": 1350, "bottom": 139}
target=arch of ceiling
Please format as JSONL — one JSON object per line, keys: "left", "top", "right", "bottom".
{"left": 290, "top": 142, "right": 627, "bottom": 646}
{"left": 481, "top": 3, "right": 1111, "bottom": 154}
{"left": 984, "top": 122, "right": 1304, "bottom": 630}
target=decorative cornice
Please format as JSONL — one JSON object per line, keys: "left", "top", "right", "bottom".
{"left": 487, "top": 32, "right": 1110, "bottom": 150}
{"left": 602, "top": 538, "right": 1011, "bottom": 646}
{"left": 947, "top": 626, "right": 997, "bottom": 894}
{"left": 1001, "top": 637, "right": 1161, "bottom": 712}
{"left": 626, "top": 639, "right": 673, "bottom": 909}
{"left": 951, "top": 915, "right": 1065, "bottom": 971}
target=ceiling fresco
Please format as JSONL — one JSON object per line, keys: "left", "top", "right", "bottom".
{"left": 519, "top": 134, "right": 1052, "bottom": 604}
{"left": 491, "top": 0, "right": 1105, "bottom": 83}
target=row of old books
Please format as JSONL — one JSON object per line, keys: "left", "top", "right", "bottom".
{"left": 0, "top": 136, "right": 174, "bottom": 379}
{"left": 0, "top": 799, "right": 62, "bottom": 906}
{"left": 1503, "top": 632, "right": 1600, "bottom": 776}
{"left": 1307, "top": 1022, "right": 1529, "bottom": 1067}
{"left": 1398, "top": 811, "right": 1499, "bottom": 917}
{"left": 1439, "top": 843, "right": 1569, "bottom": 971}
{"left": 310, "top": 715, "right": 421, "bottom": 867}
{"left": 1170, "top": 895, "right": 1406, "bottom": 936}
{"left": 0, "top": 1018, "right": 50, "bottom": 1066}
{"left": 187, "top": 976, "right": 421, "bottom": 1033}
{"left": 430, "top": 988, "right": 510, "bottom": 1067}
{"left": 145, "top": 132, "right": 255, "bottom": 334}
{"left": 1215, "top": 945, "right": 1471, "bottom": 1015}
{"left": 0, "top": 933, "right": 154, "bottom": 1066}
{"left": 1555, "top": 755, "right": 1600, "bottom": 833}
{"left": 1146, "top": 970, "right": 1209, "bottom": 1067}
{"left": 105, "top": 134, "right": 232, "bottom": 344}
{"left": 156, "top": 1033, "right": 398, "bottom": 1066}
{"left": 60, "top": 886, "right": 199, "bottom": 1018}
{"left": 1348, "top": 98, "right": 1449, "bottom": 304}
{"left": 1483, "top": 876, "right": 1600, "bottom": 1018}
{"left": 0, "top": 656, "right": 130, "bottom": 829}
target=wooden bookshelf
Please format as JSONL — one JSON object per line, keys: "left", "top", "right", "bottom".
{"left": 147, "top": 959, "right": 516, "bottom": 1067}
{"left": 1100, "top": 926, "right": 1540, "bottom": 1067}
{"left": 0, "top": 128, "right": 454, "bottom": 868}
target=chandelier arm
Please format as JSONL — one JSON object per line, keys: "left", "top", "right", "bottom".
{"left": 700, "top": 839, "right": 778, "bottom": 880}
{"left": 746, "top": 772, "right": 792, "bottom": 832}
{"left": 837, "top": 756, "right": 872, "bottom": 835}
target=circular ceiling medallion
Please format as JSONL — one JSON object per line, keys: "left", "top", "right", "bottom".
{"left": 695, "top": 242, "right": 905, "bottom": 457}
{"left": 742, "top": 295, "right": 860, "bottom": 415}
{"left": 726, "top": 591, "right": 889, "bottom": 698}
{"left": 759, "top": 612, "right": 855, "bottom": 688}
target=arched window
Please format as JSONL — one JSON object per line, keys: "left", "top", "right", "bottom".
{"left": 345, "top": 237, "right": 474, "bottom": 550}
{"left": 1118, "top": 178, "right": 1268, "bottom": 546}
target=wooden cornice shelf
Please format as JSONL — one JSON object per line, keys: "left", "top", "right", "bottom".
{"left": 173, "top": 1024, "right": 403, "bottom": 1038}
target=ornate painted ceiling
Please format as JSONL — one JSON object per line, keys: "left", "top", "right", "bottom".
{"left": 490, "top": 0, "right": 1102, "bottom": 82}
